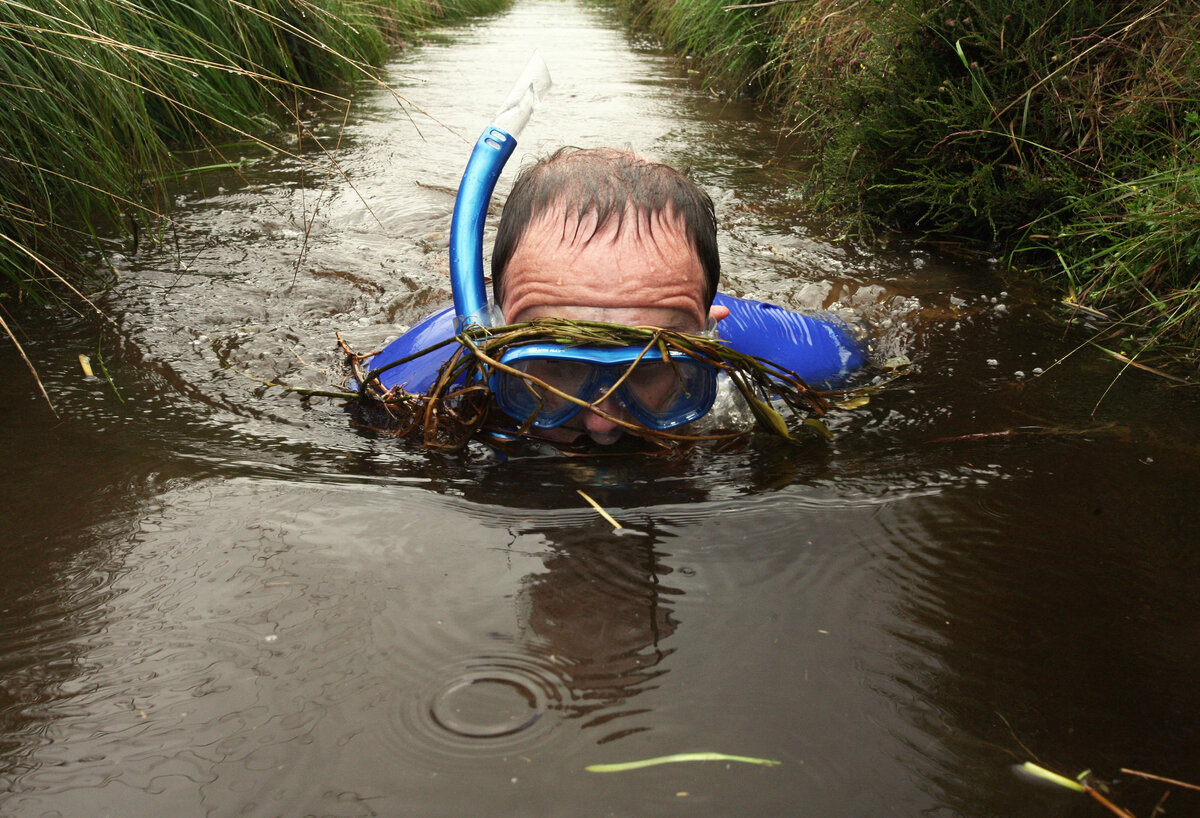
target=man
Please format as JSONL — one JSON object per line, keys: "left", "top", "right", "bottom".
{"left": 363, "top": 146, "right": 861, "bottom": 448}
{"left": 488, "top": 148, "right": 730, "bottom": 446}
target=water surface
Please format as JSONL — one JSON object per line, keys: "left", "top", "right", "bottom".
{"left": 3, "top": 2, "right": 1199, "bottom": 816}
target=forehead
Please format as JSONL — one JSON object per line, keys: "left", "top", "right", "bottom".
{"left": 499, "top": 205, "right": 708, "bottom": 329}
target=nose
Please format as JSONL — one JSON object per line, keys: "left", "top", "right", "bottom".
{"left": 583, "top": 397, "right": 625, "bottom": 445}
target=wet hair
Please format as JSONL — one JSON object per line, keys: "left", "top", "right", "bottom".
{"left": 491, "top": 147, "right": 720, "bottom": 308}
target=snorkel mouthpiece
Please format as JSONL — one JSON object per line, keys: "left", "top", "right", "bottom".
{"left": 449, "top": 53, "right": 551, "bottom": 330}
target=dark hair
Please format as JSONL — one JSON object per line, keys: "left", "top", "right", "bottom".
{"left": 491, "top": 148, "right": 720, "bottom": 308}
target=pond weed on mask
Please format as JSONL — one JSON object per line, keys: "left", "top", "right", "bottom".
{"left": 357, "top": 54, "right": 867, "bottom": 448}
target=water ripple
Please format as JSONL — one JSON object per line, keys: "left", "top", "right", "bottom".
{"left": 384, "top": 649, "right": 571, "bottom": 769}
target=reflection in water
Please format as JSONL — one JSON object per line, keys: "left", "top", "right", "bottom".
{"left": 4, "top": 418, "right": 1200, "bottom": 816}
{"left": 387, "top": 516, "right": 682, "bottom": 765}
{"left": 0, "top": 569, "right": 97, "bottom": 785}
{"left": 0, "top": 473, "right": 696, "bottom": 814}
{"left": 516, "top": 522, "right": 678, "bottom": 742}
{"left": 0, "top": 361, "right": 194, "bottom": 792}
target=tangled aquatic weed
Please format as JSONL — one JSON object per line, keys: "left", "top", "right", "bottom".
{"left": 340, "top": 318, "right": 838, "bottom": 453}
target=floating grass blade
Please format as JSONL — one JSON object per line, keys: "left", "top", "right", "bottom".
{"left": 1018, "top": 762, "right": 1139, "bottom": 818}
{"left": 586, "top": 753, "right": 782, "bottom": 773}
{"left": 1018, "top": 761, "right": 1086, "bottom": 793}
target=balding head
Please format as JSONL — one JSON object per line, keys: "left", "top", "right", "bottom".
{"left": 491, "top": 148, "right": 720, "bottom": 309}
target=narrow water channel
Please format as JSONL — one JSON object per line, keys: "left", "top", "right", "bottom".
{"left": 2, "top": 1, "right": 1199, "bottom": 816}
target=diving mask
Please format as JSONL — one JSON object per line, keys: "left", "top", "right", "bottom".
{"left": 490, "top": 343, "right": 718, "bottom": 431}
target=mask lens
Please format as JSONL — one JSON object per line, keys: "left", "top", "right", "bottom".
{"left": 618, "top": 357, "right": 716, "bottom": 429}
{"left": 520, "top": 357, "right": 591, "bottom": 399}
{"left": 623, "top": 361, "right": 687, "bottom": 411}
{"left": 492, "top": 358, "right": 596, "bottom": 428}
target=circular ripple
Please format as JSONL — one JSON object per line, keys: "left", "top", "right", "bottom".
{"left": 429, "top": 671, "right": 543, "bottom": 739}
{"left": 384, "top": 651, "right": 571, "bottom": 770}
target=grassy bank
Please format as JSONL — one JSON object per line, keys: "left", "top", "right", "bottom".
{"left": 0, "top": 0, "right": 507, "bottom": 315}
{"left": 616, "top": 0, "right": 1200, "bottom": 368}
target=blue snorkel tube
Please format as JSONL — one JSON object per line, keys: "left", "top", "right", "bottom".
{"left": 450, "top": 53, "right": 552, "bottom": 329}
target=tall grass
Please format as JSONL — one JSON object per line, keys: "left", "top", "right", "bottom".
{"left": 0, "top": 0, "right": 507, "bottom": 312}
{"left": 1045, "top": 146, "right": 1200, "bottom": 359}
{"left": 617, "top": 0, "right": 768, "bottom": 95}
{"left": 611, "top": 0, "right": 1200, "bottom": 366}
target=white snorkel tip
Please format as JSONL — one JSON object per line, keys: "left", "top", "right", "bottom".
{"left": 492, "top": 51, "right": 552, "bottom": 140}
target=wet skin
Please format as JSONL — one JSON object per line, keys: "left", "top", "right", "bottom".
{"left": 499, "top": 204, "right": 729, "bottom": 445}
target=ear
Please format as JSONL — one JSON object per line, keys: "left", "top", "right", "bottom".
{"left": 708, "top": 303, "right": 731, "bottom": 323}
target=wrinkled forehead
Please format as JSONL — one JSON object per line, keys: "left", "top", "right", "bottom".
{"left": 499, "top": 197, "right": 710, "bottom": 330}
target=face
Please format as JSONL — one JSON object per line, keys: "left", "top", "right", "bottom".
{"left": 499, "top": 204, "right": 726, "bottom": 445}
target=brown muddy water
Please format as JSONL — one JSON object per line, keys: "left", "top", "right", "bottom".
{"left": 3, "top": 2, "right": 1200, "bottom": 816}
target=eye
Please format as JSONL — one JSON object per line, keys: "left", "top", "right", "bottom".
{"left": 624, "top": 361, "right": 685, "bottom": 408}
{"left": 517, "top": 359, "right": 591, "bottom": 402}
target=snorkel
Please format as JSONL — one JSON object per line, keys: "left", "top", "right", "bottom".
{"left": 450, "top": 53, "right": 552, "bottom": 330}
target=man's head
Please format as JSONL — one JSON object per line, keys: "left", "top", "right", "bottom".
{"left": 492, "top": 148, "right": 721, "bottom": 326}
{"left": 488, "top": 148, "right": 727, "bottom": 445}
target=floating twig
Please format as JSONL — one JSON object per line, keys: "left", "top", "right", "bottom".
{"left": 1060, "top": 296, "right": 1113, "bottom": 321}
{"left": 1120, "top": 768, "right": 1200, "bottom": 793}
{"left": 1084, "top": 786, "right": 1138, "bottom": 818}
{"left": 577, "top": 490, "right": 622, "bottom": 530}
{"left": 1092, "top": 345, "right": 1191, "bottom": 383}
{"left": 213, "top": 343, "right": 360, "bottom": 401}
{"left": 925, "top": 423, "right": 1119, "bottom": 445}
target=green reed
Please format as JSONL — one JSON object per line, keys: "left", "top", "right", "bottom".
{"left": 620, "top": 0, "right": 768, "bottom": 96}
{"left": 0, "top": 0, "right": 507, "bottom": 309}
{"left": 1034, "top": 156, "right": 1200, "bottom": 362}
